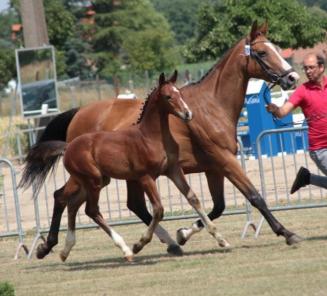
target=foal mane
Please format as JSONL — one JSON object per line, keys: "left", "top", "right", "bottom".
{"left": 135, "top": 86, "right": 158, "bottom": 124}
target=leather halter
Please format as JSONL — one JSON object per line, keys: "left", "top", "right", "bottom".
{"left": 246, "top": 39, "right": 294, "bottom": 87}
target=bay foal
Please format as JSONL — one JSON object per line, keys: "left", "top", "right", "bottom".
{"left": 50, "top": 71, "right": 229, "bottom": 261}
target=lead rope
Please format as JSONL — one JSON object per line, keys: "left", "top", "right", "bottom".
{"left": 262, "top": 83, "right": 306, "bottom": 127}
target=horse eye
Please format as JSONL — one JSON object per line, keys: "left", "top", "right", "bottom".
{"left": 163, "top": 95, "right": 171, "bottom": 100}
{"left": 257, "top": 51, "right": 266, "bottom": 58}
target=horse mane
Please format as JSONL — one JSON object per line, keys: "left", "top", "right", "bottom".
{"left": 189, "top": 38, "right": 243, "bottom": 86}
{"left": 135, "top": 86, "right": 158, "bottom": 124}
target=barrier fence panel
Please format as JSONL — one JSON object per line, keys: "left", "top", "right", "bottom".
{"left": 255, "top": 127, "right": 327, "bottom": 237}
{"left": 0, "top": 158, "right": 28, "bottom": 259}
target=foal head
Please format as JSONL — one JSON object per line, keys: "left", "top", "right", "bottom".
{"left": 245, "top": 21, "right": 299, "bottom": 90}
{"left": 158, "top": 70, "right": 192, "bottom": 122}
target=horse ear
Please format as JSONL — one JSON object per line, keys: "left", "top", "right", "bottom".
{"left": 259, "top": 20, "right": 268, "bottom": 36}
{"left": 169, "top": 70, "right": 178, "bottom": 83}
{"left": 159, "top": 72, "right": 166, "bottom": 85}
{"left": 250, "top": 20, "right": 258, "bottom": 42}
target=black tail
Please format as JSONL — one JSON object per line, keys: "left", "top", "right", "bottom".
{"left": 19, "top": 108, "right": 79, "bottom": 194}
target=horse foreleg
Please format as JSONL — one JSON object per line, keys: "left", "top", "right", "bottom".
{"left": 224, "top": 156, "right": 302, "bottom": 245}
{"left": 126, "top": 180, "right": 183, "bottom": 256}
{"left": 36, "top": 185, "right": 67, "bottom": 259}
{"left": 170, "top": 167, "right": 230, "bottom": 248}
{"left": 176, "top": 171, "right": 225, "bottom": 246}
{"left": 132, "top": 176, "right": 164, "bottom": 254}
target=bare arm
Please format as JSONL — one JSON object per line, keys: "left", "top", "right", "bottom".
{"left": 266, "top": 101, "right": 295, "bottom": 119}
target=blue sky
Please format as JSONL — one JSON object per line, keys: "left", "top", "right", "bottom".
{"left": 0, "top": 0, "right": 9, "bottom": 12}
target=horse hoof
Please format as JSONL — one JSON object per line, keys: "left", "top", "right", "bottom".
{"left": 125, "top": 255, "right": 134, "bottom": 262}
{"left": 218, "top": 239, "right": 231, "bottom": 249}
{"left": 167, "top": 244, "right": 183, "bottom": 256}
{"left": 132, "top": 244, "right": 143, "bottom": 254}
{"left": 286, "top": 234, "right": 304, "bottom": 246}
{"left": 36, "top": 243, "right": 49, "bottom": 259}
{"left": 59, "top": 251, "right": 67, "bottom": 262}
{"left": 176, "top": 228, "right": 188, "bottom": 246}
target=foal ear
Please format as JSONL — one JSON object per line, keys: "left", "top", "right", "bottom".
{"left": 159, "top": 72, "right": 166, "bottom": 85}
{"left": 169, "top": 70, "right": 178, "bottom": 83}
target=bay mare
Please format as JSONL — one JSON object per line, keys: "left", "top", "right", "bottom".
{"left": 20, "top": 21, "right": 302, "bottom": 259}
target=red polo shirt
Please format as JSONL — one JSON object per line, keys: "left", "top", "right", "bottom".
{"left": 289, "top": 76, "right": 327, "bottom": 151}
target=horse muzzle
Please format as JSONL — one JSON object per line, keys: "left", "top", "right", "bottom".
{"left": 182, "top": 110, "right": 193, "bottom": 122}
{"left": 279, "top": 71, "right": 299, "bottom": 90}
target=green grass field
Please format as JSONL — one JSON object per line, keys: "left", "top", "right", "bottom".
{"left": 1, "top": 207, "right": 327, "bottom": 296}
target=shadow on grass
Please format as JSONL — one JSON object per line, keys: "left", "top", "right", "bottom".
{"left": 22, "top": 246, "right": 234, "bottom": 272}
{"left": 65, "top": 248, "right": 233, "bottom": 271}
{"left": 22, "top": 237, "right": 309, "bottom": 272}
{"left": 305, "top": 234, "right": 327, "bottom": 241}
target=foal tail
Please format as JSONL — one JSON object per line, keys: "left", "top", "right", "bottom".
{"left": 19, "top": 141, "right": 67, "bottom": 196}
{"left": 19, "top": 108, "right": 78, "bottom": 195}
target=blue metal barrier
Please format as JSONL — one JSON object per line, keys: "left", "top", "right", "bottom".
{"left": 238, "top": 80, "right": 306, "bottom": 157}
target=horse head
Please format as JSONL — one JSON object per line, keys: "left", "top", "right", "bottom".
{"left": 245, "top": 21, "right": 299, "bottom": 90}
{"left": 158, "top": 71, "right": 193, "bottom": 122}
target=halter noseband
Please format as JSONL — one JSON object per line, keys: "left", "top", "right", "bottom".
{"left": 245, "top": 39, "right": 295, "bottom": 88}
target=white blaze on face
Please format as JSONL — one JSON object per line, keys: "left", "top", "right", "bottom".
{"left": 171, "top": 86, "right": 192, "bottom": 119}
{"left": 265, "top": 42, "right": 300, "bottom": 82}
{"left": 265, "top": 42, "right": 292, "bottom": 71}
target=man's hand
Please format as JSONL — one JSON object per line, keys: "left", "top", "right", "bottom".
{"left": 266, "top": 103, "right": 279, "bottom": 116}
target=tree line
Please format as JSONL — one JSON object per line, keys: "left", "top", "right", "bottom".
{"left": 0, "top": 0, "right": 326, "bottom": 90}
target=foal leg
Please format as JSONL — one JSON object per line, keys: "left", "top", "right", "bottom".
{"left": 59, "top": 191, "right": 85, "bottom": 262}
{"left": 126, "top": 180, "right": 183, "bottom": 256}
{"left": 177, "top": 171, "right": 226, "bottom": 246}
{"left": 84, "top": 186, "right": 133, "bottom": 261}
{"left": 132, "top": 176, "right": 164, "bottom": 254}
{"left": 170, "top": 167, "right": 229, "bottom": 248}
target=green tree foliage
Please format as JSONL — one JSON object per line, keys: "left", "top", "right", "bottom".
{"left": 10, "top": 0, "right": 75, "bottom": 49}
{"left": 0, "top": 8, "right": 20, "bottom": 89}
{"left": 0, "top": 48, "right": 16, "bottom": 89}
{"left": 44, "top": 0, "right": 76, "bottom": 50}
{"left": 151, "top": 0, "right": 207, "bottom": 44}
{"left": 92, "top": 0, "right": 179, "bottom": 78}
{"left": 185, "top": 0, "right": 327, "bottom": 62}
{"left": 63, "top": 37, "right": 93, "bottom": 79}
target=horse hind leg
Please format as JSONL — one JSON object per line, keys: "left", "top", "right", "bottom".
{"left": 132, "top": 176, "right": 164, "bottom": 254}
{"left": 225, "top": 156, "right": 302, "bottom": 245}
{"left": 177, "top": 171, "right": 226, "bottom": 247}
{"left": 84, "top": 184, "right": 133, "bottom": 262}
{"left": 59, "top": 186, "right": 86, "bottom": 262}
{"left": 126, "top": 180, "right": 183, "bottom": 256}
{"left": 36, "top": 183, "right": 71, "bottom": 259}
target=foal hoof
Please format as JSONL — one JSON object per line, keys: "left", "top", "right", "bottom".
{"left": 286, "top": 234, "right": 304, "bottom": 246}
{"left": 176, "top": 228, "right": 188, "bottom": 246}
{"left": 124, "top": 255, "right": 134, "bottom": 262}
{"left": 59, "top": 251, "right": 68, "bottom": 262}
{"left": 218, "top": 239, "right": 231, "bottom": 249}
{"left": 167, "top": 244, "right": 183, "bottom": 256}
{"left": 36, "top": 243, "right": 50, "bottom": 259}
